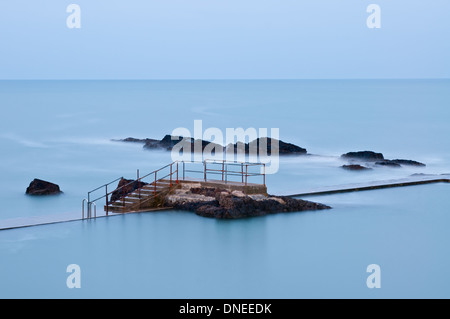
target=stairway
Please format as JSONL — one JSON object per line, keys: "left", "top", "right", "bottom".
{"left": 106, "top": 179, "right": 175, "bottom": 213}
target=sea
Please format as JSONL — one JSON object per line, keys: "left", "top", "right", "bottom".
{"left": 0, "top": 79, "right": 449, "bottom": 298}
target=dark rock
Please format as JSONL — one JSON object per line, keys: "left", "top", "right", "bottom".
{"left": 167, "top": 187, "right": 330, "bottom": 219}
{"left": 341, "top": 151, "right": 384, "bottom": 161}
{"left": 341, "top": 151, "right": 426, "bottom": 168}
{"left": 122, "top": 137, "right": 148, "bottom": 143}
{"left": 143, "top": 135, "right": 223, "bottom": 154}
{"left": 375, "top": 160, "right": 402, "bottom": 168}
{"left": 390, "top": 159, "right": 426, "bottom": 167}
{"left": 248, "top": 138, "right": 307, "bottom": 155}
{"left": 26, "top": 179, "right": 62, "bottom": 195}
{"left": 342, "top": 164, "right": 372, "bottom": 171}
{"left": 110, "top": 178, "right": 148, "bottom": 202}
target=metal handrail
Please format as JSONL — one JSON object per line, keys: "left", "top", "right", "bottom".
{"left": 83, "top": 159, "right": 266, "bottom": 218}
{"left": 89, "top": 202, "right": 97, "bottom": 219}
{"left": 82, "top": 162, "right": 180, "bottom": 218}
{"left": 82, "top": 198, "right": 88, "bottom": 219}
{"left": 181, "top": 159, "right": 265, "bottom": 186}
{"left": 89, "top": 161, "right": 178, "bottom": 204}
{"left": 88, "top": 177, "right": 123, "bottom": 196}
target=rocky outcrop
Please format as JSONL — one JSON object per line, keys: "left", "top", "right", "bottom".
{"left": 165, "top": 186, "right": 330, "bottom": 219}
{"left": 341, "top": 151, "right": 384, "bottom": 161}
{"left": 341, "top": 151, "right": 425, "bottom": 168}
{"left": 118, "top": 137, "right": 159, "bottom": 144}
{"left": 110, "top": 178, "right": 148, "bottom": 202}
{"left": 116, "top": 135, "right": 307, "bottom": 155}
{"left": 227, "top": 137, "right": 307, "bottom": 155}
{"left": 390, "top": 159, "right": 426, "bottom": 167}
{"left": 341, "top": 164, "right": 372, "bottom": 171}
{"left": 26, "top": 179, "right": 62, "bottom": 195}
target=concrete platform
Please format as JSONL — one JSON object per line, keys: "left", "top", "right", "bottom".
{"left": 178, "top": 178, "right": 268, "bottom": 195}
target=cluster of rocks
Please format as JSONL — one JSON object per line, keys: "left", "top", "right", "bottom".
{"left": 340, "top": 151, "right": 425, "bottom": 171}
{"left": 165, "top": 184, "right": 330, "bottom": 219}
{"left": 110, "top": 178, "right": 148, "bottom": 202}
{"left": 26, "top": 179, "right": 62, "bottom": 196}
{"left": 116, "top": 135, "right": 307, "bottom": 155}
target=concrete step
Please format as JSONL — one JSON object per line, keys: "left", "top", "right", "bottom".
{"left": 141, "top": 184, "right": 171, "bottom": 191}
{"left": 134, "top": 186, "right": 168, "bottom": 193}
{"left": 128, "top": 190, "right": 167, "bottom": 198}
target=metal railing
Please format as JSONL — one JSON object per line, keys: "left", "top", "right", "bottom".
{"left": 181, "top": 159, "right": 265, "bottom": 186}
{"left": 82, "top": 159, "right": 265, "bottom": 219}
{"left": 82, "top": 199, "right": 97, "bottom": 219}
{"left": 83, "top": 161, "right": 179, "bottom": 219}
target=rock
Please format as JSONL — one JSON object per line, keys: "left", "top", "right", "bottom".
{"left": 143, "top": 135, "right": 223, "bottom": 153}
{"left": 110, "top": 178, "right": 148, "bottom": 202}
{"left": 118, "top": 135, "right": 307, "bottom": 155}
{"left": 26, "top": 179, "right": 62, "bottom": 195}
{"left": 390, "top": 159, "right": 426, "bottom": 167}
{"left": 341, "top": 151, "right": 384, "bottom": 161}
{"left": 375, "top": 160, "right": 402, "bottom": 168}
{"left": 248, "top": 138, "right": 307, "bottom": 155}
{"left": 166, "top": 186, "right": 330, "bottom": 219}
{"left": 341, "top": 164, "right": 372, "bottom": 171}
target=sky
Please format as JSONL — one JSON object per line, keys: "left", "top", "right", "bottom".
{"left": 0, "top": 0, "right": 449, "bottom": 79}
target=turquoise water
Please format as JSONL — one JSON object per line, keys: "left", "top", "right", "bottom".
{"left": 0, "top": 80, "right": 449, "bottom": 298}
{"left": 1, "top": 184, "right": 449, "bottom": 298}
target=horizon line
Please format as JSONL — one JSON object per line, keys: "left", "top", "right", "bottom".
{"left": 0, "top": 78, "right": 449, "bottom": 81}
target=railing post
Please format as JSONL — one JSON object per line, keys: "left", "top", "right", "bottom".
{"left": 204, "top": 161, "right": 207, "bottom": 182}
{"left": 137, "top": 169, "right": 140, "bottom": 199}
{"left": 241, "top": 163, "right": 244, "bottom": 183}
{"left": 222, "top": 162, "right": 225, "bottom": 181}
{"left": 263, "top": 163, "right": 266, "bottom": 187}
{"left": 87, "top": 193, "right": 91, "bottom": 218}
{"left": 170, "top": 163, "right": 173, "bottom": 187}
{"left": 225, "top": 163, "right": 228, "bottom": 183}
{"left": 183, "top": 161, "right": 185, "bottom": 180}
{"left": 176, "top": 162, "right": 179, "bottom": 184}
{"left": 82, "top": 199, "right": 87, "bottom": 219}
{"left": 90, "top": 202, "right": 97, "bottom": 219}
{"left": 245, "top": 164, "right": 248, "bottom": 185}
{"left": 154, "top": 171, "right": 157, "bottom": 195}
{"left": 105, "top": 185, "right": 109, "bottom": 216}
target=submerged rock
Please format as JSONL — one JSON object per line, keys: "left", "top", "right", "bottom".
{"left": 341, "top": 151, "right": 426, "bottom": 168}
{"left": 390, "top": 159, "right": 426, "bottom": 167}
{"left": 26, "top": 179, "right": 62, "bottom": 195}
{"left": 341, "top": 151, "right": 384, "bottom": 161}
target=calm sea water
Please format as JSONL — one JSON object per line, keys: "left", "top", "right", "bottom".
{"left": 0, "top": 80, "right": 449, "bottom": 298}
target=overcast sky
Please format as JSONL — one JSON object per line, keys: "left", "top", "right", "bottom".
{"left": 0, "top": 0, "right": 449, "bottom": 79}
